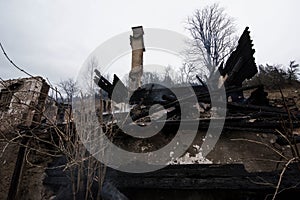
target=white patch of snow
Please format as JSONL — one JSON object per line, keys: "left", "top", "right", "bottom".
{"left": 168, "top": 145, "right": 213, "bottom": 165}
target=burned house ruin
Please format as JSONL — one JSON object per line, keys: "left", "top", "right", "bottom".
{"left": 0, "top": 26, "right": 300, "bottom": 200}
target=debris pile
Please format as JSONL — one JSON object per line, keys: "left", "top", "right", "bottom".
{"left": 94, "top": 27, "right": 300, "bottom": 141}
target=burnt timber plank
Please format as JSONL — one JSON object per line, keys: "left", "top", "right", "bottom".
{"left": 220, "top": 27, "right": 258, "bottom": 87}
{"left": 105, "top": 164, "right": 300, "bottom": 191}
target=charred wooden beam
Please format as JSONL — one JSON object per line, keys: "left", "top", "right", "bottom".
{"left": 219, "top": 27, "right": 258, "bottom": 87}
{"left": 227, "top": 102, "right": 292, "bottom": 114}
{"left": 105, "top": 163, "right": 300, "bottom": 191}
{"left": 94, "top": 72, "right": 128, "bottom": 103}
{"left": 7, "top": 131, "right": 29, "bottom": 200}
{"left": 94, "top": 69, "right": 114, "bottom": 98}
{"left": 129, "top": 84, "right": 262, "bottom": 107}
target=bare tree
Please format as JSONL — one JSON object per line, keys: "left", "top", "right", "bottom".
{"left": 287, "top": 60, "right": 300, "bottom": 82}
{"left": 57, "top": 78, "right": 78, "bottom": 103}
{"left": 178, "top": 62, "right": 200, "bottom": 84}
{"left": 142, "top": 71, "right": 161, "bottom": 85}
{"left": 85, "top": 56, "right": 99, "bottom": 94}
{"left": 141, "top": 66, "right": 176, "bottom": 86}
{"left": 162, "top": 66, "right": 175, "bottom": 87}
{"left": 185, "top": 3, "right": 237, "bottom": 79}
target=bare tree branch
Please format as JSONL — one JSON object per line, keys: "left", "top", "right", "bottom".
{"left": 185, "top": 3, "right": 237, "bottom": 79}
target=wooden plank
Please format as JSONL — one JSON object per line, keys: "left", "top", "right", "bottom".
{"left": 105, "top": 164, "right": 300, "bottom": 190}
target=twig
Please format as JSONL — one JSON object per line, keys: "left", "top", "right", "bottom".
{"left": 271, "top": 157, "right": 296, "bottom": 200}
{"left": 231, "top": 138, "right": 289, "bottom": 160}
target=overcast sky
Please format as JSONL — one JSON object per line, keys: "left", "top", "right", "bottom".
{"left": 0, "top": 0, "right": 299, "bottom": 84}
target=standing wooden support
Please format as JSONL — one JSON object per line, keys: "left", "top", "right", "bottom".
{"left": 129, "top": 26, "right": 145, "bottom": 91}
{"left": 7, "top": 135, "right": 29, "bottom": 200}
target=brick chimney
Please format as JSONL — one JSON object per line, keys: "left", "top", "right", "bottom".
{"left": 129, "top": 26, "right": 145, "bottom": 91}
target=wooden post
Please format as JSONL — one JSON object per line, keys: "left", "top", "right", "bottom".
{"left": 7, "top": 135, "right": 29, "bottom": 200}
{"left": 129, "top": 26, "right": 145, "bottom": 91}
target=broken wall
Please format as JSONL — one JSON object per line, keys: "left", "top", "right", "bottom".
{"left": 0, "top": 76, "right": 50, "bottom": 132}
{"left": 0, "top": 76, "right": 50, "bottom": 200}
